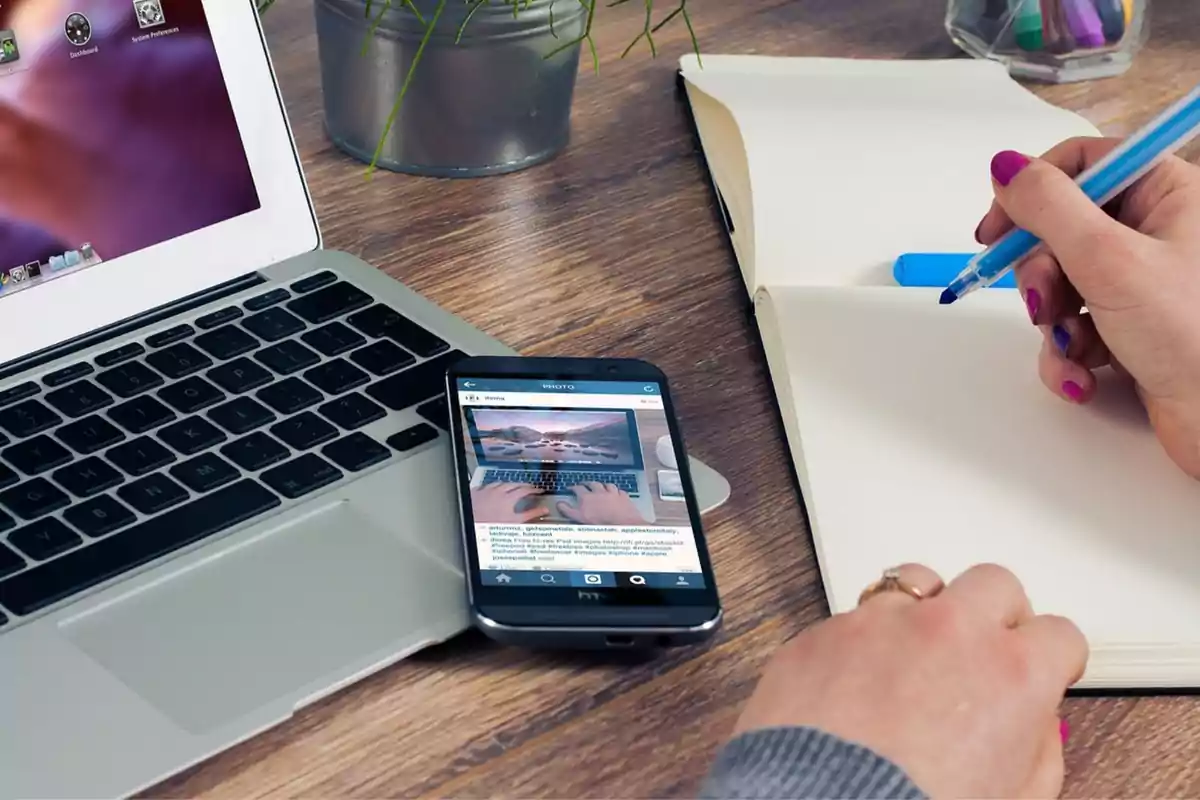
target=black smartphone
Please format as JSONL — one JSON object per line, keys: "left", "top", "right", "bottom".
{"left": 445, "top": 356, "right": 722, "bottom": 650}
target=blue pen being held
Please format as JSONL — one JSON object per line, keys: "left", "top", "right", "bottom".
{"left": 941, "top": 82, "right": 1200, "bottom": 305}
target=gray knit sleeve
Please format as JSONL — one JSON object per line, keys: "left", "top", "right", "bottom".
{"left": 698, "top": 727, "right": 926, "bottom": 799}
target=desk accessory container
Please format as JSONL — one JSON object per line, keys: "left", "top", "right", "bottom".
{"left": 946, "top": 0, "right": 1149, "bottom": 83}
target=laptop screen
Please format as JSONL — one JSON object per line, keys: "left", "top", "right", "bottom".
{"left": 0, "top": 0, "right": 259, "bottom": 299}
{"left": 465, "top": 407, "right": 644, "bottom": 470}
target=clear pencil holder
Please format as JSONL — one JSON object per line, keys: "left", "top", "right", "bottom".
{"left": 946, "top": 0, "right": 1149, "bottom": 83}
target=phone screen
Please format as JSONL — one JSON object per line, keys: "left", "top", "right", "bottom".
{"left": 453, "top": 377, "right": 708, "bottom": 593}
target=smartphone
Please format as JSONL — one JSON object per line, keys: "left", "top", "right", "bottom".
{"left": 446, "top": 356, "right": 722, "bottom": 650}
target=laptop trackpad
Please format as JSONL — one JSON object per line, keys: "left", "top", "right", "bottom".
{"left": 62, "top": 501, "right": 464, "bottom": 734}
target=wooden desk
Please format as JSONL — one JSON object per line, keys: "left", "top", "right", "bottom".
{"left": 158, "top": 1, "right": 1200, "bottom": 796}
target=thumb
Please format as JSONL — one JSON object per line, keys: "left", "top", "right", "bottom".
{"left": 556, "top": 501, "right": 582, "bottom": 522}
{"left": 990, "top": 150, "right": 1141, "bottom": 291}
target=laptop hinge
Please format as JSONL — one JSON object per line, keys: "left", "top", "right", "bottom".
{"left": 0, "top": 272, "right": 268, "bottom": 382}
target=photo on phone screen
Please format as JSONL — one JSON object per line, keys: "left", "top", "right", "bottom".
{"left": 454, "top": 377, "right": 707, "bottom": 591}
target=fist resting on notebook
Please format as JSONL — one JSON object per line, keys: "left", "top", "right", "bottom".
{"left": 732, "top": 563, "right": 1086, "bottom": 799}
{"left": 976, "top": 137, "right": 1200, "bottom": 479}
{"left": 470, "top": 482, "right": 645, "bottom": 525}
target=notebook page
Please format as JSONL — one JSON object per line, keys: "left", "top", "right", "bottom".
{"left": 764, "top": 285, "right": 1200, "bottom": 686}
{"left": 679, "top": 56, "right": 1099, "bottom": 290}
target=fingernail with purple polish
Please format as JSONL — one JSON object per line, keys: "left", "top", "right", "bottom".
{"left": 1025, "top": 289, "right": 1041, "bottom": 322}
{"left": 1060, "top": 718, "right": 1071, "bottom": 744}
{"left": 1063, "top": 381, "right": 1085, "bottom": 402}
{"left": 991, "top": 150, "right": 1030, "bottom": 187}
{"left": 1052, "top": 324, "right": 1071, "bottom": 354}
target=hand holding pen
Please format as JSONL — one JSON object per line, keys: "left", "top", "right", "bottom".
{"left": 966, "top": 136, "right": 1200, "bottom": 479}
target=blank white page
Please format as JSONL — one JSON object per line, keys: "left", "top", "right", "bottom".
{"left": 679, "top": 56, "right": 1099, "bottom": 291}
{"left": 766, "top": 285, "right": 1200, "bottom": 687}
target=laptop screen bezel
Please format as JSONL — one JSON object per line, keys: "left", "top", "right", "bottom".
{"left": 0, "top": 0, "right": 319, "bottom": 370}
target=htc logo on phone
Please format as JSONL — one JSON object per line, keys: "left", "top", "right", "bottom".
{"left": 577, "top": 591, "right": 603, "bottom": 601}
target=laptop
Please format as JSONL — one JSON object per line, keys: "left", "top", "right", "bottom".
{"left": 466, "top": 405, "right": 657, "bottom": 523}
{"left": 0, "top": 2, "right": 730, "bottom": 796}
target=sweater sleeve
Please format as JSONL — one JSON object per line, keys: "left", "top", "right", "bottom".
{"left": 698, "top": 727, "right": 927, "bottom": 800}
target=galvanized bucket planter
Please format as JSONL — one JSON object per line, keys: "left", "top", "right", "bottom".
{"left": 314, "top": 0, "right": 586, "bottom": 177}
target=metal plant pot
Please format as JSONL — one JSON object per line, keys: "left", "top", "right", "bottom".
{"left": 314, "top": 0, "right": 586, "bottom": 177}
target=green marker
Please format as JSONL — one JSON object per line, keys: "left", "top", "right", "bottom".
{"left": 1013, "top": 0, "right": 1045, "bottom": 50}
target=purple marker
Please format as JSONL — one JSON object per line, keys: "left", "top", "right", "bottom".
{"left": 1061, "top": 0, "right": 1106, "bottom": 47}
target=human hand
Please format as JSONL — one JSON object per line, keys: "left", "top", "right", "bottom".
{"left": 470, "top": 483, "right": 548, "bottom": 524}
{"left": 733, "top": 563, "right": 1087, "bottom": 799}
{"left": 557, "top": 482, "right": 646, "bottom": 525}
{"left": 975, "top": 138, "right": 1200, "bottom": 479}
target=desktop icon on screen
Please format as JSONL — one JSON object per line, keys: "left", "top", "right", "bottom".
{"left": 49, "top": 254, "right": 67, "bottom": 272}
{"left": 9, "top": 265, "right": 27, "bottom": 283}
{"left": 0, "top": 271, "right": 8, "bottom": 287}
{"left": 24, "top": 263, "right": 41, "bottom": 279}
{"left": 133, "top": 0, "right": 166, "bottom": 29}
{"left": 80, "top": 243, "right": 96, "bottom": 261}
{"left": 63, "top": 250, "right": 81, "bottom": 268}
{"left": 0, "top": 30, "right": 19, "bottom": 65}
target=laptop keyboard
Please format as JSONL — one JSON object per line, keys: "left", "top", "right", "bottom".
{"left": 482, "top": 469, "right": 640, "bottom": 496}
{"left": 0, "top": 272, "right": 463, "bottom": 623}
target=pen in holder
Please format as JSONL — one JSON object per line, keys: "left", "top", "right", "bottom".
{"left": 946, "top": 0, "right": 1149, "bottom": 83}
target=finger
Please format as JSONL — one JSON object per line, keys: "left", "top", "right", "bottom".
{"left": 1017, "top": 718, "right": 1067, "bottom": 799}
{"left": 1014, "top": 250, "right": 1080, "bottom": 326}
{"left": 941, "top": 563, "right": 1033, "bottom": 627}
{"left": 1048, "top": 312, "right": 1110, "bottom": 370}
{"left": 584, "top": 482, "right": 607, "bottom": 492}
{"left": 1039, "top": 330, "right": 1097, "bottom": 405}
{"left": 518, "top": 505, "right": 549, "bottom": 523}
{"left": 503, "top": 484, "right": 540, "bottom": 498}
{"left": 977, "top": 137, "right": 1122, "bottom": 245}
{"left": 556, "top": 501, "right": 582, "bottom": 522}
{"left": 1019, "top": 613, "right": 1090, "bottom": 696}
{"left": 988, "top": 150, "right": 1147, "bottom": 299}
{"left": 857, "top": 563, "right": 945, "bottom": 610}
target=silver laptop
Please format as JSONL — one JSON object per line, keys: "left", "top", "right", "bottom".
{"left": 0, "top": 2, "right": 730, "bottom": 797}
{"left": 466, "top": 405, "right": 657, "bottom": 523}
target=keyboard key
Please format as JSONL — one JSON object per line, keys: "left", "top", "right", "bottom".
{"left": 260, "top": 453, "right": 342, "bottom": 499}
{"left": 0, "top": 543, "right": 24, "bottom": 579}
{"left": 145, "top": 342, "right": 212, "bottom": 380}
{"left": 63, "top": 495, "right": 136, "bottom": 538}
{"left": 319, "top": 393, "right": 386, "bottom": 431}
{"left": 194, "top": 324, "right": 258, "bottom": 360}
{"left": 44, "top": 379, "right": 113, "bottom": 418}
{"left": 304, "top": 359, "right": 369, "bottom": 395}
{"left": 286, "top": 282, "right": 372, "bottom": 324}
{"left": 301, "top": 321, "right": 366, "bottom": 357}
{"left": 207, "top": 357, "right": 273, "bottom": 394}
{"left": 3, "top": 435, "right": 72, "bottom": 475}
{"left": 244, "top": 287, "right": 290, "bottom": 311}
{"left": 349, "top": 340, "right": 415, "bottom": 376}
{"left": 221, "top": 432, "right": 290, "bottom": 471}
{"left": 158, "top": 417, "right": 226, "bottom": 456}
{"left": 386, "top": 424, "right": 438, "bottom": 452}
{"left": 56, "top": 415, "right": 125, "bottom": 455}
{"left": 0, "top": 399, "right": 62, "bottom": 438}
{"left": 0, "top": 382, "right": 40, "bottom": 408}
{"left": 95, "top": 343, "right": 145, "bottom": 368}
{"left": 347, "top": 305, "right": 449, "bottom": 358}
{"left": 146, "top": 324, "right": 195, "bottom": 348}
{"left": 194, "top": 306, "right": 243, "bottom": 330}
{"left": 0, "top": 508, "right": 12, "bottom": 532}
{"left": 241, "top": 308, "right": 305, "bottom": 342}
{"left": 108, "top": 395, "right": 176, "bottom": 434}
{"left": 43, "top": 362, "right": 94, "bottom": 387}
{"left": 118, "top": 473, "right": 189, "bottom": 515}
{"left": 416, "top": 397, "right": 450, "bottom": 431}
{"left": 322, "top": 433, "right": 391, "bottom": 472}
{"left": 0, "top": 430, "right": 7, "bottom": 447}
{"left": 255, "top": 340, "right": 320, "bottom": 375}
{"left": 291, "top": 270, "right": 337, "bottom": 294}
{"left": 0, "top": 464, "right": 16, "bottom": 491}
{"left": 0, "top": 480, "right": 280, "bottom": 616}
{"left": 9, "top": 518, "right": 82, "bottom": 561}
{"left": 52, "top": 457, "right": 123, "bottom": 498}
{"left": 270, "top": 412, "right": 337, "bottom": 450}
{"left": 0, "top": 478, "right": 70, "bottom": 520}
{"left": 207, "top": 397, "right": 275, "bottom": 436}
{"left": 96, "top": 361, "right": 164, "bottom": 398}
{"left": 170, "top": 453, "right": 239, "bottom": 493}
{"left": 106, "top": 437, "right": 176, "bottom": 477}
{"left": 365, "top": 350, "right": 465, "bottom": 411}
{"left": 158, "top": 376, "right": 225, "bottom": 414}
{"left": 257, "top": 377, "right": 322, "bottom": 415}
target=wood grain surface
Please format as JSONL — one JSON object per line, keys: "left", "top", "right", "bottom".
{"left": 154, "top": 0, "right": 1200, "bottom": 796}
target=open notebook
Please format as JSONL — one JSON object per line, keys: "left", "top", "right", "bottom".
{"left": 679, "top": 55, "right": 1200, "bottom": 688}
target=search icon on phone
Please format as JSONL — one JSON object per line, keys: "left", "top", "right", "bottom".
{"left": 629, "top": 575, "right": 646, "bottom": 585}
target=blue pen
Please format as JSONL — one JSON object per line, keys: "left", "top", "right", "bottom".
{"left": 941, "top": 82, "right": 1200, "bottom": 305}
